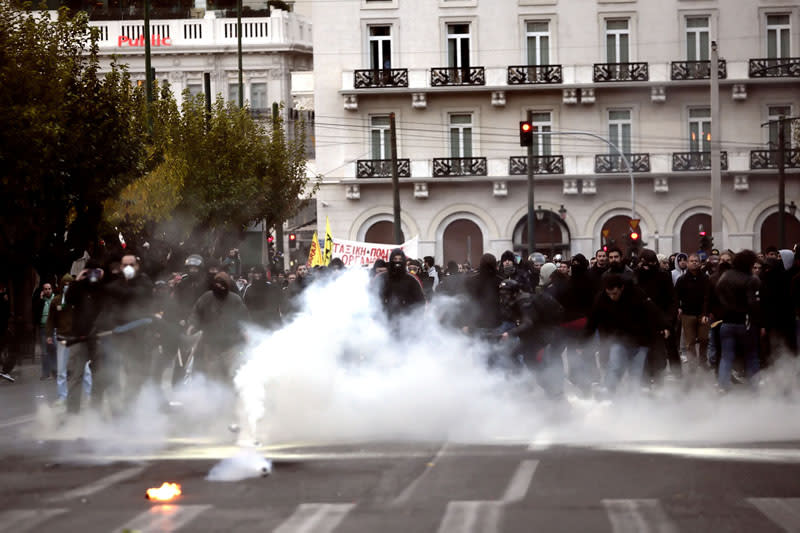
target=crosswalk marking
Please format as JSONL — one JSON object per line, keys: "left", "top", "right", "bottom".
{"left": 603, "top": 499, "right": 678, "bottom": 533}
{"left": 47, "top": 465, "right": 147, "bottom": 503}
{"left": 0, "top": 414, "right": 36, "bottom": 429}
{"left": 436, "top": 501, "right": 501, "bottom": 533}
{"left": 748, "top": 498, "right": 800, "bottom": 532}
{"left": 113, "top": 504, "right": 211, "bottom": 533}
{"left": 273, "top": 503, "right": 356, "bottom": 533}
{"left": 501, "top": 460, "right": 538, "bottom": 503}
{"left": 0, "top": 509, "right": 67, "bottom": 533}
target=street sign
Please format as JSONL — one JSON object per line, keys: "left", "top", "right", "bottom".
{"left": 630, "top": 218, "right": 640, "bottom": 230}
{"left": 602, "top": 229, "right": 610, "bottom": 238}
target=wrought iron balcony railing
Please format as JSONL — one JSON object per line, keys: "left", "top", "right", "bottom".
{"left": 354, "top": 68, "right": 409, "bottom": 89}
{"left": 750, "top": 149, "right": 800, "bottom": 169}
{"left": 507, "top": 64, "right": 563, "bottom": 85}
{"left": 356, "top": 159, "right": 411, "bottom": 178}
{"left": 508, "top": 155, "right": 565, "bottom": 175}
{"left": 595, "top": 153, "right": 651, "bottom": 173}
{"left": 430, "top": 67, "right": 486, "bottom": 86}
{"left": 432, "top": 157, "right": 487, "bottom": 177}
{"left": 671, "top": 60, "right": 727, "bottom": 80}
{"left": 593, "top": 62, "right": 649, "bottom": 82}
{"left": 749, "top": 58, "right": 800, "bottom": 78}
{"left": 672, "top": 151, "right": 728, "bottom": 171}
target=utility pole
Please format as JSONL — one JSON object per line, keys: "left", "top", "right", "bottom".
{"left": 203, "top": 73, "right": 211, "bottom": 128}
{"left": 526, "top": 110, "right": 536, "bottom": 256}
{"left": 144, "top": 0, "right": 153, "bottom": 104}
{"left": 237, "top": 0, "right": 244, "bottom": 108}
{"left": 273, "top": 102, "right": 286, "bottom": 270}
{"left": 389, "top": 112, "right": 402, "bottom": 245}
{"left": 778, "top": 115, "right": 786, "bottom": 249}
{"left": 710, "top": 40, "right": 722, "bottom": 249}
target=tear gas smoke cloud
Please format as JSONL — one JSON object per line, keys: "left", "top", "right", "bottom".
{"left": 207, "top": 449, "right": 272, "bottom": 481}
{"left": 236, "top": 268, "right": 800, "bottom": 447}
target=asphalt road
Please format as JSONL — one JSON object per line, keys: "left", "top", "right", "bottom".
{"left": 3, "top": 365, "right": 800, "bottom": 532}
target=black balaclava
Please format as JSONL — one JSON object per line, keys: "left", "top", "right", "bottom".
{"left": 389, "top": 248, "right": 407, "bottom": 278}
{"left": 478, "top": 253, "right": 497, "bottom": 277}
{"left": 570, "top": 253, "right": 589, "bottom": 275}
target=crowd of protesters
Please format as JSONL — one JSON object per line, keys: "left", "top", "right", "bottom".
{"left": 1, "top": 240, "right": 798, "bottom": 418}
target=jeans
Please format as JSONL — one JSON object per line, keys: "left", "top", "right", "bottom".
{"left": 606, "top": 342, "right": 649, "bottom": 393}
{"left": 56, "top": 338, "right": 91, "bottom": 401}
{"left": 39, "top": 327, "right": 56, "bottom": 378}
{"left": 718, "top": 323, "right": 759, "bottom": 390}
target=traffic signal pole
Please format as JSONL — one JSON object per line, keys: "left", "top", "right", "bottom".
{"left": 526, "top": 110, "right": 536, "bottom": 256}
{"left": 710, "top": 41, "right": 722, "bottom": 250}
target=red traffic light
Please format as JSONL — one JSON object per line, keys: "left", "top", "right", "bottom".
{"left": 521, "top": 122, "right": 532, "bottom": 132}
{"left": 630, "top": 232, "right": 640, "bottom": 241}
{"left": 288, "top": 233, "right": 296, "bottom": 241}
{"left": 267, "top": 235, "right": 274, "bottom": 243}
{"left": 519, "top": 121, "right": 534, "bottom": 147}
{"left": 699, "top": 231, "right": 706, "bottom": 236}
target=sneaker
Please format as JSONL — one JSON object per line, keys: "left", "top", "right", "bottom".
{"left": 0, "top": 372, "right": 15, "bottom": 383}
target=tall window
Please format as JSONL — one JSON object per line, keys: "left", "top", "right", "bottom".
{"left": 526, "top": 21, "right": 550, "bottom": 66}
{"left": 369, "top": 26, "right": 392, "bottom": 70}
{"left": 605, "top": 19, "right": 630, "bottom": 63}
{"left": 447, "top": 23, "right": 471, "bottom": 69}
{"left": 608, "top": 110, "right": 631, "bottom": 155}
{"left": 187, "top": 83, "right": 203, "bottom": 98}
{"left": 768, "top": 105, "right": 792, "bottom": 149}
{"left": 531, "top": 111, "right": 552, "bottom": 157}
{"left": 449, "top": 114, "right": 473, "bottom": 158}
{"left": 767, "top": 14, "right": 791, "bottom": 58}
{"left": 227, "top": 83, "right": 239, "bottom": 103}
{"left": 686, "top": 16, "right": 710, "bottom": 61}
{"left": 370, "top": 116, "right": 391, "bottom": 159}
{"left": 251, "top": 83, "right": 267, "bottom": 110}
{"left": 688, "top": 108, "right": 711, "bottom": 152}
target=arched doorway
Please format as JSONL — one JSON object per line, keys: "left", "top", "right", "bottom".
{"left": 679, "top": 213, "right": 712, "bottom": 254}
{"left": 443, "top": 219, "right": 483, "bottom": 267}
{"left": 600, "top": 215, "right": 633, "bottom": 255}
{"left": 365, "top": 220, "right": 404, "bottom": 244}
{"left": 512, "top": 212, "right": 571, "bottom": 259}
{"left": 760, "top": 212, "right": 800, "bottom": 251}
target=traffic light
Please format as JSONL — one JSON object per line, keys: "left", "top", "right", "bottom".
{"left": 288, "top": 233, "right": 297, "bottom": 249}
{"left": 699, "top": 231, "right": 712, "bottom": 251}
{"left": 267, "top": 235, "right": 274, "bottom": 244}
{"left": 519, "top": 121, "right": 534, "bottom": 147}
{"left": 629, "top": 231, "right": 640, "bottom": 242}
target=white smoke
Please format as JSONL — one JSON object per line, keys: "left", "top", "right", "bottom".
{"left": 233, "top": 268, "right": 800, "bottom": 447}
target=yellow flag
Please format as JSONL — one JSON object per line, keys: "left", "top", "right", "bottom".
{"left": 307, "top": 230, "right": 321, "bottom": 267}
{"left": 323, "top": 216, "right": 333, "bottom": 266}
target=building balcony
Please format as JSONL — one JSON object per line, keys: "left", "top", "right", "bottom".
{"left": 354, "top": 69, "right": 409, "bottom": 89}
{"left": 356, "top": 159, "right": 411, "bottom": 178}
{"left": 749, "top": 58, "right": 800, "bottom": 78}
{"left": 672, "top": 151, "right": 728, "bottom": 171}
{"left": 593, "top": 62, "right": 649, "bottom": 82}
{"left": 595, "top": 153, "right": 651, "bottom": 173}
{"left": 430, "top": 67, "right": 486, "bottom": 86}
{"left": 87, "top": 12, "right": 310, "bottom": 52}
{"left": 432, "top": 157, "right": 487, "bottom": 177}
{"left": 507, "top": 65, "right": 563, "bottom": 85}
{"left": 750, "top": 149, "right": 800, "bottom": 169}
{"left": 508, "top": 155, "right": 565, "bottom": 175}
{"left": 671, "top": 60, "right": 727, "bottom": 80}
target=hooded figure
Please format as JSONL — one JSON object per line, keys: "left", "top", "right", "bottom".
{"left": 190, "top": 272, "right": 249, "bottom": 358}
{"left": 376, "top": 248, "right": 425, "bottom": 318}
{"left": 539, "top": 263, "right": 557, "bottom": 288}
{"left": 463, "top": 253, "right": 502, "bottom": 331}
{"left": 671, "top": 253, "right": 688, "bottom": 285}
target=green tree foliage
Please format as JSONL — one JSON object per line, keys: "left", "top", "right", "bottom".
{"left": 0, "top": 2, "right": 145, "bottom": 275}
{"left": 106, "top": 87, "right": 313, "bottom": 254}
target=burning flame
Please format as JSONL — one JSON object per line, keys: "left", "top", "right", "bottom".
{"left": 145, "top": 482, "right": 182, "bottom": 501}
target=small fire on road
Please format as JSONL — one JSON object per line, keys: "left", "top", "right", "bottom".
{"left": 145, "top": 482, "right": 182, "bottom": 501}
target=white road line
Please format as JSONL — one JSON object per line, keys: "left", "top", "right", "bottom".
{"left": 391, "top": 442, "right": 448, "bottom": 506}
{"left": 436, "top": 501, "right": 501, "bottom": 533}
{"left": 113, "top": 504, "right": 211, "bottom": 533}
{"left": 603, "top": 499, "right": 678, "bottom": 533}
{"left": 0, "top": 414, "right": 36, "bottom": 429}
{"left": 501, "top": 460, "right": 538, "bottom": 503}
{"left": 47, "top": 465, "right": 146, "bottom": 503}
{"left": 273, "top": 503, "right": 356, "bottom": 533}
{"left": 0, "top": 509, "right": 67, "bottom": 533}
{"left": 748, "top": 498, "right": 800, "bottom": 532}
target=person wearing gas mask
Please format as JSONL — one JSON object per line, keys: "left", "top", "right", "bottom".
{"left": 190, "top": 272, "right": 249, "bottom": 381}
{"left": 99, "top": 252, "right": 154, "bottom": 411}
{"left": 376, "top": 249, "right": 425, "bottom": 319}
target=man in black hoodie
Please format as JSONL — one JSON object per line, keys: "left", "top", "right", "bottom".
{"left": 376, "top": 248, "right": 425, "bottom": 319}
{"left": 635, "top": 249, "right": 678, "bottom": 384}
{"left": 243, "top": 265, "right": 282, "bottom": 329}
{"left": 584, "top": 273, "right": 670, "bottom": 394}
{"left": 462, "top": 253, "right": 502, "bottom": 334}
{"left": 675, "top": 254, "right": 710, "bottom": 374}
{"left": 715, "top": 250, "right": 761, "bottom": 390}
